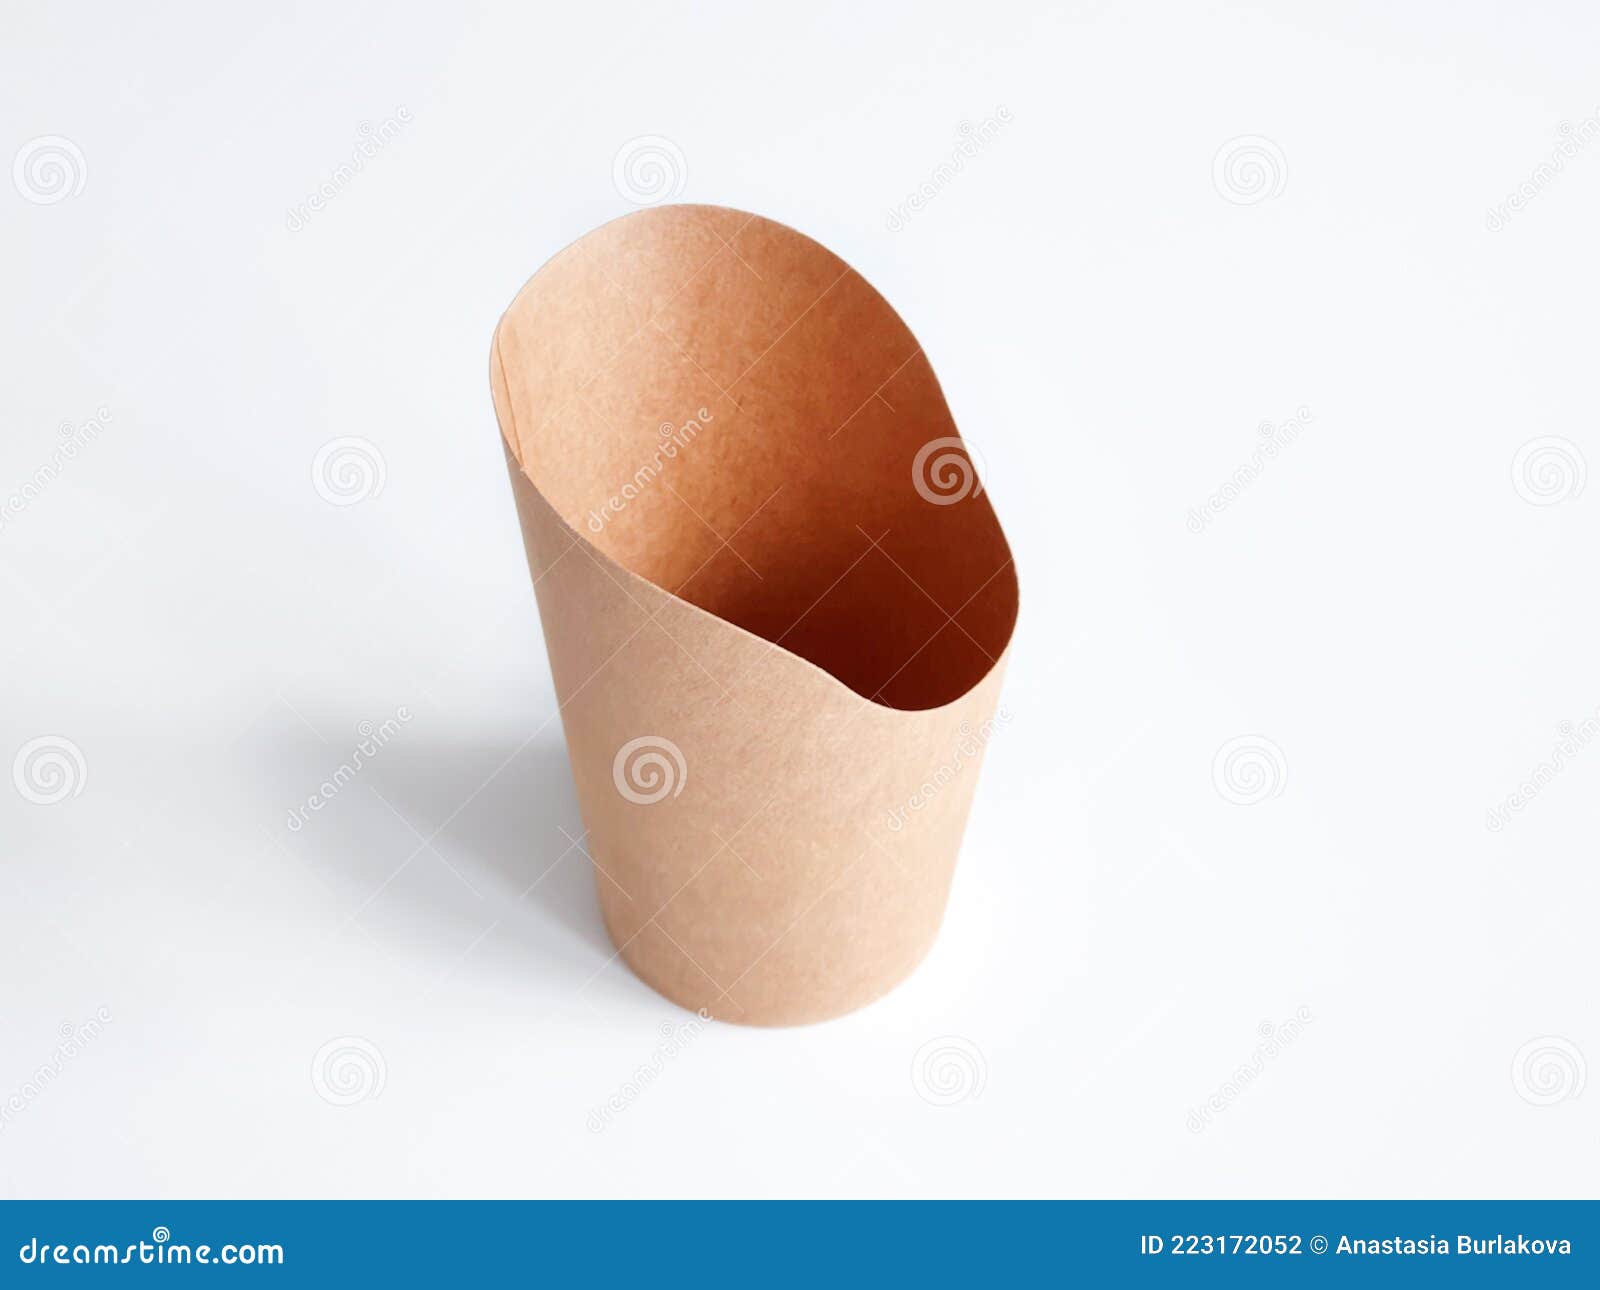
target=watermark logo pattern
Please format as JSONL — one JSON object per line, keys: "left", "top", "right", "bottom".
{"left": 1511, "top": 1036, "right": 1586, "bottom": 1106}
{"left": 612, "top": 136, "right": 687, "bottom": 206}
{"left": 12, "top": 736, "right": 87, "bottom": 805}
{"left": 311, "top": 1036, "right": 387, "bottom": 1106}
{"left": 1211, "top": 735, "right": 1287, "bottom": 806}
{"left": 312, "top": 437, "right": 387, "bottom": 507}
{"left": 1511, "top": 436, "right": 1585, "bottom": 506}
{"left": 1212, "top": 135, "right": 1287, "bottom": 205}
{"left": 13, "top": 135, "right": 87, "bottom": 204}
{"left": 912, "top": 436, "right": 985, "bottom": 506}
{"left": 612, "top": 736, "right": 687, "bottom": 805}
{"left": 911, "top": 1036, "right": 987, "bottom": 1107}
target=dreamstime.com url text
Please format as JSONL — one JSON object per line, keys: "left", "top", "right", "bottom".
{"left": 18, "top": 1227, "right": 283, "bottom": 1267}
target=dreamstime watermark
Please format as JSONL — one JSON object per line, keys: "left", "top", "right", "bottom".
{"left": 285, "top": 109, "right": 412, "bottom": 232}
{"left": 1212, "top": 135, "right": 1287, "bottom": 205}
{"left": 1486, "top": 114, "right": 1600, "bottom": 232}
{"left": 12, "top": 736, "right": 87, "bottom": 806}
{"left": 18, "top": 1228, "right": 283, "bottom": 1267}
{"left": 285, "top": 708, "right": 411, "bottom": 831}
{"left": 311, "top": 436, "right": 387, "bottom": 506}
{"left": 587, "top": 1011, "right": 711, "bottom": 1132}
{"left": 1211, "top": 735, "right": 1287, "bottom": 805}
{"left": 885, "top": 707, "right": 1011, "bottom": 833}
{"left": 1485, "top": 708, "right": 1600, "bottom": 831}
{"left": 1187, "top": 407, "right": 1313, "bottom": 532}
{"left": 1187, "top": 1006, "right": 1313, "bottom": 1132}
{"left": 910, "top": 1036, "right": 987, "bottom": 1107}
{"left": 912, "top": 435, "right": 988, "bottom": 505}
{"left": 13, "top": 135, "right": 87, "bottom": 204}
{"left": 311, "top": 1036, "right": 386, "bottom": 1107}
{"left": 1510, "top": 1036, "right": 1586, "bottom": 1106}
{"left": 586, "top": 409, "right": 713, "bottom": 533}
{"left": 886, "top": 108, "right": 1012, "bottom": 232}
{"left": 1510, "top": 436, "right": 1586, "bottom": 506}
{"left": 612, "top": 736, "right": 686, "bottom": 805}
{"left": 0, "top": 1008, "right": 112, "bottom": 1133}
{"left": 612, "top": 135, "right": 687, "bottom": 206}
{"left": 0, "top": 407, "right": 112, "bottom": 533}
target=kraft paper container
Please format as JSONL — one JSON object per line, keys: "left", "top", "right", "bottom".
{"left": 491, "top": 204, "right": 1017, "bottom": 1025}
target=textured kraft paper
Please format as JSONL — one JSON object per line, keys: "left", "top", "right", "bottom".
{"left": 490, "top": 204, "right": 1017, "bottom": 1025}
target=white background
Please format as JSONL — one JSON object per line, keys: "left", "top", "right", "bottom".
{"left": 2, "top": 0, "right": 1595, "bottom": 1198}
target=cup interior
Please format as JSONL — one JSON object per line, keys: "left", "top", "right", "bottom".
{"left": 493, "top": 205, "right": 1017, "bottom": 710}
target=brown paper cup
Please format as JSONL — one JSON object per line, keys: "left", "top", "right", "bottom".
{"left": 490, "top": 205, "right": 1017, "bottom": 1025}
